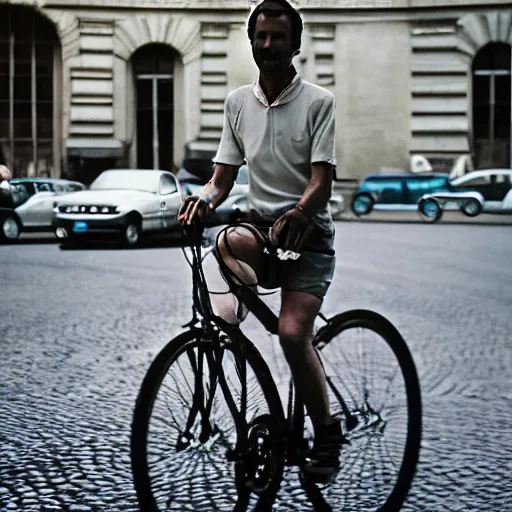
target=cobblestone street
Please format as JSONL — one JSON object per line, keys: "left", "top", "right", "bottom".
{"left": 1, "top": 221, "right": 511, "bottom": 511}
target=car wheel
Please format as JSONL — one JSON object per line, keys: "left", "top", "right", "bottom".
{"left": 351, "top": 194, "right": 374, "bottom": 217}
{"left": 1, "top": 216, "right": 20, "bottom": 241}
{"left": 123, "top": 218, "right": 141, "bottom": 247}
{"left": 460, "top": 198, "right": 482, "bottom": 217}
{"left": 418, "top": 198, "right": 443, "bottom": 223}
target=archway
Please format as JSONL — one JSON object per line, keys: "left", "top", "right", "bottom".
{"left": 472, "top": 42, "right": 511, "bottom": 168}
{"left": 0, "top": 5, "right": 61, "bottom": 177}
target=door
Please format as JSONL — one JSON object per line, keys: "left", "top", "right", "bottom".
{"left": 376, "top": 179, "right": 406, "bottom": 205}
{"left": 472, "top": 43, "right": 511, "bottom": 168}
{"left": 0, "top": 7, "right": 59, "bottom": 178}
{"left": 454, "top": 175, "right": 496, "bottom": 210}
{"left": 159, "top": 174, "right": 180, "bottom": 230}
{"left": 404, "top": 177, "right": 437, "bottom": 204}
{"left": 133, "top": 44, "right": 175, "bottom": 171}
{"left": 15, "top": 181, "right": 55, "bottom": 226}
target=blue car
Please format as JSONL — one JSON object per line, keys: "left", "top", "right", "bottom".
{"left": 351, "top": 173, "right": 451, "bottom": 216}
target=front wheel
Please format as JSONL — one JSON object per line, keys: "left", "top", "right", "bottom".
{"left": 123, "top": 217, "right": 141, "bottom": 246}
{"left": 131, "top": 328, "right": 285, "bottom": 512}
{"left": 351, "top": 194, "right": 374, "bottom": 217}
{"left": 311, "top": 310, "right": 422, "bottom": 512}
{"left": 1, "top": 215, "right": 20, "bottom": 241}
{"left": 418, "top": 197, "right": 442, "bottom": 223}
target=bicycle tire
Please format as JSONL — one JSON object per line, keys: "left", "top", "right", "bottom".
{"left": 131, "top": 328, "right": 286, "bottom": 512}
{"left": 310, "top": 309, "right": 422, "bottom": 512}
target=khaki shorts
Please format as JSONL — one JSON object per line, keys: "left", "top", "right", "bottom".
{"left": 217, "top": 210, "right": 336, "bottom": 301}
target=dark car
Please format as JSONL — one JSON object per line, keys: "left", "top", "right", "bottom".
{"left": 351, "top": 173, "right": 451, "bottom": 216}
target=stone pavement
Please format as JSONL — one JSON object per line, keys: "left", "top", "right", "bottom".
{"left": 1, "top": 222, "right": 512, "bottom": 511}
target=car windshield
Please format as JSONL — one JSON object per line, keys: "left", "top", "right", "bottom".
{"left": 90, "top": 170, "right": 159, "bottom": 193}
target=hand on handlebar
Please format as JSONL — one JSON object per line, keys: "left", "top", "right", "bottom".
{"left": 178, "top": 196, "right": 211, "bottom": 239}
{"left": 269, "top": 207, "right": 313, "bottom": 253}
{"left": 178, "top": 195, "right": 211, "bottom": 225}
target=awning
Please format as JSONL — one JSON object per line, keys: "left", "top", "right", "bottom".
{"left": 66, "top": 139, "right": 125, "bottom": 159}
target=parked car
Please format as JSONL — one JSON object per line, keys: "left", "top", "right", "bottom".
{"left": 418, "top": 169, "right": 512, "bottom": 222}
{"left": 351, "top": 173, "right": 451, "bottom": 217}
{"left": 180, "top": 165, "right": 250, "bottom": 225}
{"left": 53, "top": 169, "right": 182, "bottom": 247}
{"left": 0, "top": 177, "right": 85, "bottom": 242}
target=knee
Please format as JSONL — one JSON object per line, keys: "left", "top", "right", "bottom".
{"left": 217, "top": 226, "right": 256, "bottom": 259}
{"left": 279, "top": 321, "right": 311, "bottom": 353}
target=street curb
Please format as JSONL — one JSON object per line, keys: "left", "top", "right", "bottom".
{"left": 333, "top": 212, "right": 512, "bottom": 226}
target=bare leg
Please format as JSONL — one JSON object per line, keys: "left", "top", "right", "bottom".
{"left": 216, "top": 227, "right": 332, "bottom": 423}
{"left": 279, "top": 290, "right": 331, "bottom": 425}
{"left": 216, "top": 226, "right": 341, "bottom": 482}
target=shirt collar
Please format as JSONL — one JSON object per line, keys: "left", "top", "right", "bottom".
{"left": 253, "top": 68, "right": 302, "bottom": 108}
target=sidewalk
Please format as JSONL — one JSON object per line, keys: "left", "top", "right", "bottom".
{"left": 335, "top": 210, "right": 512, "bottom": 226}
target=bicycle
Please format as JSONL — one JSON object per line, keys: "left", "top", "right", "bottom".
{"left": 130, "top": 224, "right": 422, "bottom": 512}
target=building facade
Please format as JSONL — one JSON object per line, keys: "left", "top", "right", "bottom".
{"left": 1, "top": 0, "right": 511, "bottom": 184}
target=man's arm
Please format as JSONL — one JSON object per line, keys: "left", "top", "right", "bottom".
{"left": 270, "top": 162, "right": 333, "bottom": 250}
{"left": 179, "top": 90, "right": 244, "bottom": 227}
{"left": 270, "top": 93, "right": 336, "bottom": 251}
{"left": 199, "top": 163, "right": 240, "bottom": 211}
{"left": 178, "top": 163, "right": 239, "bottom": 225}
{"left": 296, "top": 162, "right": 334, "bottom": 216}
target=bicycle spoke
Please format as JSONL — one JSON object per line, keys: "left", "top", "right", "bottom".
{"left": 310, "top": 312, "right": 421, "bottom": 512}
{"left": 131, "top": 331, "right": 285, "bottom": 511}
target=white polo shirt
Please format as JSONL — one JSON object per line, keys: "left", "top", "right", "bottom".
{"left": 213, "top": 72, "right": 336, "bottom": 219}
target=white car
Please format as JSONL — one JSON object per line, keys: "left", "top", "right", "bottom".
{"left": 418, "top": 169, "right": 512, "bottom": 222}
{"left": 0, "top": 178, "right": 85, "bottom": 242}
{"left": 53, "top": 169, "right": 182, "bottom": 246}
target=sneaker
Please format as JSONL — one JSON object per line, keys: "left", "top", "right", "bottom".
{"left": 302, "top": 419, "right": 345, "bottom": 484}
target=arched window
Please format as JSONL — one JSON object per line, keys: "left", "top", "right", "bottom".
{"left": 132, "top": 44, "right": 176, "bottom": 171}
{"left": 472, "top": 42, "right": 511, "bottom": 168}
{"left": 0, "top": 6, "right": 60, "bottom": 178}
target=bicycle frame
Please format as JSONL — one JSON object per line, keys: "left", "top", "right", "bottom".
{"left": 187, "top": 235, "right": 334, "bottom": 427}
{"left": 182, "top": 233, "right": 354, "bottom": 435}
{"left": 181, "top": 237, "right": 280, "bottom": 453}
{"left": 184, "top": 232, "right": 334, "bottom": 334}
{"left": 182, "top": 236, "right": 338, "bottom": 510}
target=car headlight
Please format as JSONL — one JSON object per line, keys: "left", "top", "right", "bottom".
{"left": 56, "top": 205, "right": 119, "bottom": 214}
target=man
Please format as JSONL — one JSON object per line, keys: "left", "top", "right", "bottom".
{"left": 178, "top": 0, "right": 343, "bottom": 483}
{"left": 0, "top": 165, "right": 13, "bottom": 208}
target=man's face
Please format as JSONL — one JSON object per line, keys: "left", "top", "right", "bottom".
{"left": 252, "top": 13, "right": 294, "bottom": 72}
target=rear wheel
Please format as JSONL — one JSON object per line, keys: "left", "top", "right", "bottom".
{"left": 460, "top": 197, "right": 482, "bottom": 217}
{"left": 131, "top": 329, "right": 285, "bottom": 512}
{"left": 307, "top": 310, "right": 422, "bottom": 512}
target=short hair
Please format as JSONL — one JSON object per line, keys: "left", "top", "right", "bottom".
{"left": 247, "top": 0, "right": 303, "bottom": 53}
